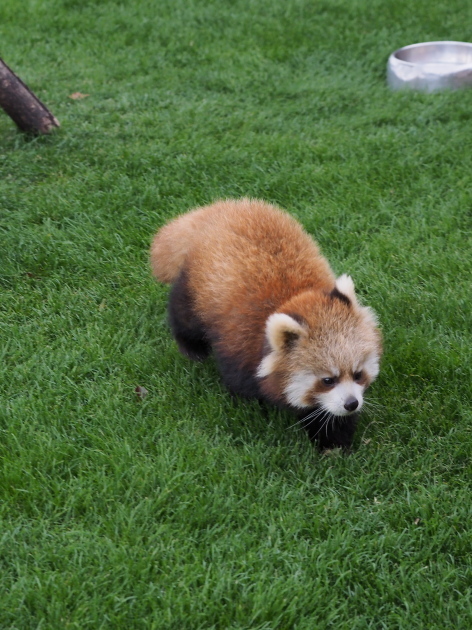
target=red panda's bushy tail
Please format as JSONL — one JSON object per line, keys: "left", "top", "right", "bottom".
{"left": 150, "top": 206, "right": 211, "bottom": 284}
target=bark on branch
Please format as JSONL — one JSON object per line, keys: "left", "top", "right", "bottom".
{"left": 0, "top": 57, "right": 60, "bottom": 134}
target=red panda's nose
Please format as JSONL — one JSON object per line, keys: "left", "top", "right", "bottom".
{"left": 344, "top": 396, "right": 359, "bottom": 412}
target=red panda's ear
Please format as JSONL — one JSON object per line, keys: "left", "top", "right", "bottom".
{"left": 265, "top": 313, "right": 308, "bottom": 352}
{"left": 335, "top": 274, "right": 358, "bottom": 305}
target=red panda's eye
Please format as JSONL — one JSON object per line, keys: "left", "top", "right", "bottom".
{"left": 353, "top": 371, "right": 363, "bottom": 381}
{"left": 322, "top": 377, "right": 335, "bottom": 386}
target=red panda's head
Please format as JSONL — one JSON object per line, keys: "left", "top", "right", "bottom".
{"left": 256, "top": 275, "right": 382, "bottom": 417}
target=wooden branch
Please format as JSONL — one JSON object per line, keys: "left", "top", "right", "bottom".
{"left": 0, "top": 57, "right": 60, "bottom": 134}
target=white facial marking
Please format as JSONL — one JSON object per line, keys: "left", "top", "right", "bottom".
{"left": 284, "top": 370, "right": 317, "bottom": 409}
{"left": 318, "top": 382, "right": 364, "bottom": 417}
{"left": 256, "top": 352, "right": 277, "bottom": 378}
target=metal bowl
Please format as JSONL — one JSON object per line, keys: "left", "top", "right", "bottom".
{"left": 387, "top": 41, "right": 472, "bottom": 92}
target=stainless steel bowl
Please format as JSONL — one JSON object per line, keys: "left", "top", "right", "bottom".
{"left": 387, "top": 41, "right": 472, "bottom": 92}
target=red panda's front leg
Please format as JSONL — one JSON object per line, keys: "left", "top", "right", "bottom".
{"left": 302, "top": 411, "right": 359, "bottom": 451}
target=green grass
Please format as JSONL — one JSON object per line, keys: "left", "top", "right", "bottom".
{"left": 1, "top": 0, "right": 472, "bottom": 627}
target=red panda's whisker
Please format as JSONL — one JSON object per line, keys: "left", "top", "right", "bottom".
{"left": 362, "top": 399, "right": 385, "bottom": 417}
{"left": 287, "top": 407, "right": 326, "bottom": 430}
{"left": 309, "top": 410, "right": 333, "bottom": 436}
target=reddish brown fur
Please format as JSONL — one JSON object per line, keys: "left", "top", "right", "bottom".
{"left": 151, "top": 198, "right": 336, "bottom": 375}
{"left": 151, "top": 198, "right": 382, "bottom": 448}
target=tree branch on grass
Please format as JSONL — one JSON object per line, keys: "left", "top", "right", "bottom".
{"left": 0, "top": 57, "right": 60, "bottom": 134}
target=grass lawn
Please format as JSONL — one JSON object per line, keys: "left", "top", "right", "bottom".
{"left": 1, "top": 0, "right": 472, "bottom": 627}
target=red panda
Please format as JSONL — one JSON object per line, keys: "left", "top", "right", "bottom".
{"left": 150, "top": 198, "right": 382, "bottom": 449}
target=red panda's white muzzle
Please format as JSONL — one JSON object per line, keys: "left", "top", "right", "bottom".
{"left": 316, "top": 381, "right": 365, "bottom": 417}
